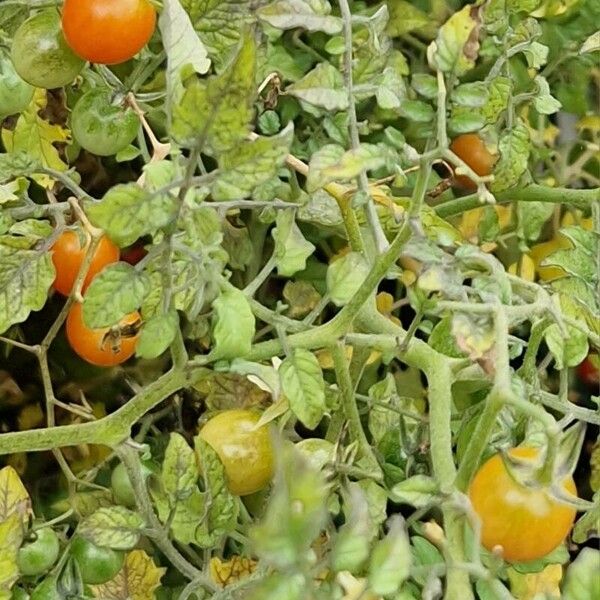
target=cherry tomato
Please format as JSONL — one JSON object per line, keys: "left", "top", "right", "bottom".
{"left": 18, "top": 526, "right": 60, "bottom": 576}
{"left": 52, "top": 230, "right": 120, "bottom": 296}
{"left": 11, "top": 10, "right": 85, "bottom": 89}
{"left": 296, "top": 438, "right": 335, "bottom": 471}
{"left": 71, "top": 88, "right": 139, "bottom": 156}
{"left": 450, "top": 134, "right": 497, "bottom": 191}
{"left": 121, "top": 243, "right": 147, "bottom": 266}
{"left": 197, "top": 410, "right": 274, "bottom": 496}
{"left": 468, "top": 447, "right": 577, "bottom": 562}
{"left": 66, "top": 302, "right": 140, "bottom": 367}
{"left": 62, "top": 0, "right": 157, "bottom": 65}
{"left": 111, "top": 461, "right": 152, "bottom": 507}
{"left": 0, "top": 55, "right": 33, "bottom": 118}
{"left": 577, "top": 354, "right": 599, "bottom": 390}
{"left": 70, "top": 537, "right": 124, "bottom": 585}
{"left": 30, "top": 575, "right": 61, "bottom": 600}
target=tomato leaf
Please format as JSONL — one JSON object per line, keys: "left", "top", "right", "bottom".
{"left": 212, "top": 286, "right": 255, "bottom": 359}
{"left": 287, "top": 62, "right": 348, "bottom": 111}
{"left": 562, "top": 549, "right": 600, "bottom": 600}
{"left": 327, "top": 252, "right": 370, "bottom": 307}
{"left": 78, "top": 507, "right": 145, "bottom": 551}
{"left": 162, "top": 432, "right": 199, "bottom": 502}
{"left": 0, "top": 514, "right": 24, "bottom": 598}
{"left": 272, "top": 209, "right": 316, "bottom": 277}
{"left": 136, "top": 310, "right": 179, "bottom": 360}
{"left": 257, "top": 0, "right": 343, "bottom": 34}
{"left": 490, "top": 122, "right": 530, "bottom": 192}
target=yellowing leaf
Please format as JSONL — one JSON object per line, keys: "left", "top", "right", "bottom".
{"left": 316, "top": 346, "right": 381, "bottom": 370}
{"left": 0, "top": 466, "right": 31, "bottom": 523}
{"left": 91, "top": 549, "right": 165, "bottom": 600}
{"left": 577, "top": 115, "right": 600, "bottom": 133}
{"left": 210, "top": 555, "right": 258, "bottom": 588}
{"left": 337, "top": 571, "right": 381, "bottom": 600}
{"left": 508, "top": 254, "right": 536, "bottom": 282}
{"left": 1, "top": 89, "right": 70, "bottom": 189}
{"left": 0, "top": 513, "right": 22, "bottom": 598}
{"left": 508, "top": 564, "right": 562, "bottom": 600}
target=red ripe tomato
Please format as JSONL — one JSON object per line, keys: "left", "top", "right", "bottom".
{"left": 61, "top": 0, "right": 157, "bottom": 65}
{"left": 450, "top": 134, "right": 497, "bottom": 191}
{"left": 121, "top": 243, "right": 147, "bottom": 266}
{"left": 577, "top": 355, "right": 599, "bottom": 390}
{"left": 66, "top": 302, "right": 140, "bottom": 367}
{"left": 52, "top": 230, "right": 119, "bottom": 296}
{"left": 468, "top": 447, "right": 577, "bottom": 563}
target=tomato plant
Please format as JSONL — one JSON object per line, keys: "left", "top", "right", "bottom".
{"left": 11, "top": 10, "right": 85, "bottom": 89}
{"left": 66, "top": 302, "right": 140, "bottom": 366}
{"left": 61, "top": 0, "right": 157, "bottom": 65}
{"left": 469, "top": 447, "right": 577, "bottom": 562}
{"left": 70, "top": 537, "right": 124, "bottom": 584}
{"left": 71, "top": 89, "right": 140, "bottom": 156}
{"left": 197, "top": 410, "right": 274, "bottom": 496}
{"left": 51, "top": 230, "right": 120, "bottom": 296}
{"left": 17, "top": 526, "right": 60, "bottom": 576}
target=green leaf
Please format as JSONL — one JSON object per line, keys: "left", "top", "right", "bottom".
{"left": 82, "top": 263, "right": 148, "bottom": 329}
{"left": 543, "top": 227, "right": 598, "bottom": 282}
{"left": 481, "top": 76, "right": 512, "bottom": 124}
{"left": 430, "top": 5, "right": 482, "bottom": 76}
{"left": 376, "top": 66, "right": 407, "bottom": 110}
{"left": 386, "top": 1, "right": 430, "bottom": 37}
{"left": 78, "top": 506, "right": 145, "bottom": 550}
{"left": 257, "top": 0, "right": 342, "bottom": 34}
{"left": 272, "top": 209, "right": 315, "bottom": 277}
{"left": 579, "top": 30, "right": 600, "bottom": 54}
{"left": 162, "top": 432, "right": 199, "bottom": 502}
{"left": 429, "top": 316, "right": 467, "bottom": 358}
{"left": 279, "top": 348, "right": 326, "bottom": 429}
{"left": 172, "top": 31, "right": 256, "bottom": 152}
{"left": 367, "top": 373, "right": 400, "bottom": 444}
{"left": 389, "top": 475, "right": 439, "bottom": 508}
{"left": 399, "top": 99, "right": 434, "bottom": 122}
{"left": 287, "top": 62, "right": 348, "bottom": 111}
{"left": 137, "top": 310, "right": 179, "bottom": 359}
{"left": 533, "top": 75, "right": 562, "bottom": 115}
{"left": 247, "top": 573, "right": 306, "bottom": 600}
{"left": 327, "top": 252, "right": 370, "bottom": 306}
{"left": 212, "top": 123, "right": 293, "bottom": 201}
{"left": 86, "top": 183, "right": 178, "bottom": 248}
{"left": 451, "top": 82, "right": 489, "bottom": 107}
{"left": 368, "top": 516, "right": 411, "bottom": 596}
{"left": 411, "top": 73, "right": 438, "bottom": 99}
{"left": 517, "top": 201, "right": 554, "bottom": 242}
{"left": 0, "top": 151, "right": 38, "bottom": 183}
{"left": 212, "top": 286, "right": 255, "bottom": 359}
{"left": 545, "top": 323, "right": 588, "bottom": 370}
{"left": 562, "top": 548, "right": 600, "bottom": 600}
{"left": 0, "top": 246, "right": 54, "bottom": 335}
{"left": 572, "top": 497, "right": 600, "bottom": 544}
{"left": 194, "top": 438, "right": 238, "bottom": 546}
{"left": 160, "top": 0, "right": 211, "bottom": 109}
{"left": 490, "top": 122, "right": 530, "bottom": 192}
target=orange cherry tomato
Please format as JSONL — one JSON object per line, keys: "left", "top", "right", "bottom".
{"left": 52, "top": 230, "right": 119, "bottom": 296}
{"left": 468, "top": 447, "right": 577, "bottom": 563}
{"left": 61, "top": 0, "right": 157, "bottom": 65}
{"left": 450, "top": 134, "right": 497, "bottom": 191}
{"left": 66, "top": 302, "right": 140, "bottom": 367}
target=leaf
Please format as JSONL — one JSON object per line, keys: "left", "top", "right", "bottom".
{"left": 543, "top": 227, "right": 598, "bottom": 282}
{"left": 430, "top": 5, "right": 482, "bottom": 76}
{"left": 78, "top": 506, "right": 145, "bottom": 551}
{"left": 411, "top": 74, "right": 438, "bottom": 99}
{"left": 257, "top": 0, "right": 342, "bottom": 34}
{"left": 82, "top": 263, "right": 148, "bottom": 328}
{"left": 160, "top": 0, "right": 211, "bottom": 110}
{"left": 212, "top": 123, "right": 293, "bottom": 201}
{"left": 517, "top": 201, "right": 554, "bottom": 242}
{"left": 162, "top": 432, "right": 199, "bottom": 502}
{"left": 429, "top": 316, "right": 467, "bottom": 359}
{"left": 545, "top": 323, "right": 588, "bottom": 370}
{"left": 136, "top": 310, "right": 179, "bottom": 359}
{"left": 272, "top": 210, "right": 316, "bottom": 276}
{"left": 279, "top": 348, "right": 326, "bottom": 429}
{"left": 90, "top": 549, "right": 166, "bottom": 600}
{"left": 481, "top": 76, "right": 512, "bottom": 124}
{"left": 282, "top": 280, "right": 321, "bottom": 318}
{"left": 386, "top": 1, "right": 430, "bottom": 37}
{"left": 181, "top": 0, "right": 253, "bottom": 67}
{"left": 451, "top": 82, "right": 489, "bottom": 107}
{"left": 1, "top": 89, "right": 69, "bottom": 189}
{"left": 368, "top": 516, "right": 411, "bottom": 596}
{"left": 0, "top": 246, "right": 55, "bottom": 335}
{"left": 562, "top": 548, "right": 600, "bottom": 600}
{"left": 210, "top": 555, "right": 258, "bottom": 589}
{"left": 390, "top": 475, "right": 439, "bottom": 509}
{"left": 287, "top": 62, "right": 348, "bottom": 111}
{"left": 572, "top": 497, "right": 600, "bottom": 544}
{"left": 194, "top": 437, "right": 238, "bottom": 546}
{"left": 86, "top": 183, "right": 178, "bottom": 248}
{"left": 0, "top": 466, "right": 31, "bottom": 522}
{"left": 172, "top": 31, "right": 256, "bottom": 152}
{"left": 212, "top": 286, "right": 255, "bottom": 359}
{"left": 579, "top": 30, "right": 600, "bottom": 54}
{"left": 327, "top": 252, "right": 370, "bottom": 307}
{"left": 0, "top": 513, "right": 22, "bottom": 598}
{"left": 490, "top": 122, "right": 530, "bottom": 192}
{"left": 508, "top": 564, "right": 562, "bottom": 599}
{"left": 533, "top": 75, "right": 562, "bottom": 115}
{"left": 0, "top": 152, "right": 38, "bottom": 184}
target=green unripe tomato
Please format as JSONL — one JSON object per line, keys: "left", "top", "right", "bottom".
{"left": 110, "top": 461, "right": 152, "bottom": 507}
{"left": 30, "top": 576, "right": 61, "bottom": 600}
{"left": 0, "top": 56, "right": 33, "bottom": 118}
{"left": 17, "top": 526, "right": 60, "bottom": 576}
{"left": 71, "top": 88, "right": 139, "bottom": 156}
{"left": 10, "top": 587, "right": 30, "bottom": 600}
{"left": 70, "top": 537, "right": 124, "bottom": 585}
{"left": 11, "top": 10, "right": 85, "bottom": 89}
{"left": 296, "top": 438, "right": 335, "bottom": 471}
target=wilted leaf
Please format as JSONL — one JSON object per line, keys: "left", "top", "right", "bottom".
{"left": 210, "top": 555, "right": 258, "bottom": 588}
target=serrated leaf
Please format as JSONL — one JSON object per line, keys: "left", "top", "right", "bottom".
{"left": 562, "top": 548, "right": 600, "bottom": 600}
{"left": 490, "top": 122, "right": 530, "bottom": 192}
{"left": 136, "top": 310, "right": 179, "bottom": 359}
{"left": 90, "top": 549, "right": 166, "bottom": 600}
{"left": 0, "top": 152, "right": 38, "bottom": 184}
{"left": 162, "top": 432, "right": 199, "bottom": 502}
{"left": 82, "top": 263, "right": 148, "bottom": 328}
{"left": 0, "top": 246, "right": 55, "bottom": 335}
{"left": 172, "top": 31, "right": 256, "bottom": 152}
{"left": 212, "top": 123, "right": 293, "bottom": 201}
{"left": 257, "top": 0, "right": 342, "bottom": 34}
{"left": 272, "top": 209, "right": 315, "bottom": 276}
{"left": 430, "top": 5, "right": 482, "bottom": 76}
{"left": 482, "top": 76, "right": 512, "bottom": 124}
{"left": 212, "top": 286, "right": 255, "bottom": 359}
{"left": 86, "top": 183, "right": 178, "bottom": 248}
{"left": 0, "top": 513, "right": 22, "bottom": 597}
{"left": 287, "top": 62, "right": 348, "bottom": 111}
{"left": 327, "top": 252, "right": 370, "bottom": 306}
{"left": 1, "top": 89, "right": 69, "bottom": 189}
{"left": 78, "top": 507, "right": 145, "bottom": 550}
{"left": 279, "top": 348, "right": 326, "bottom": 429}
